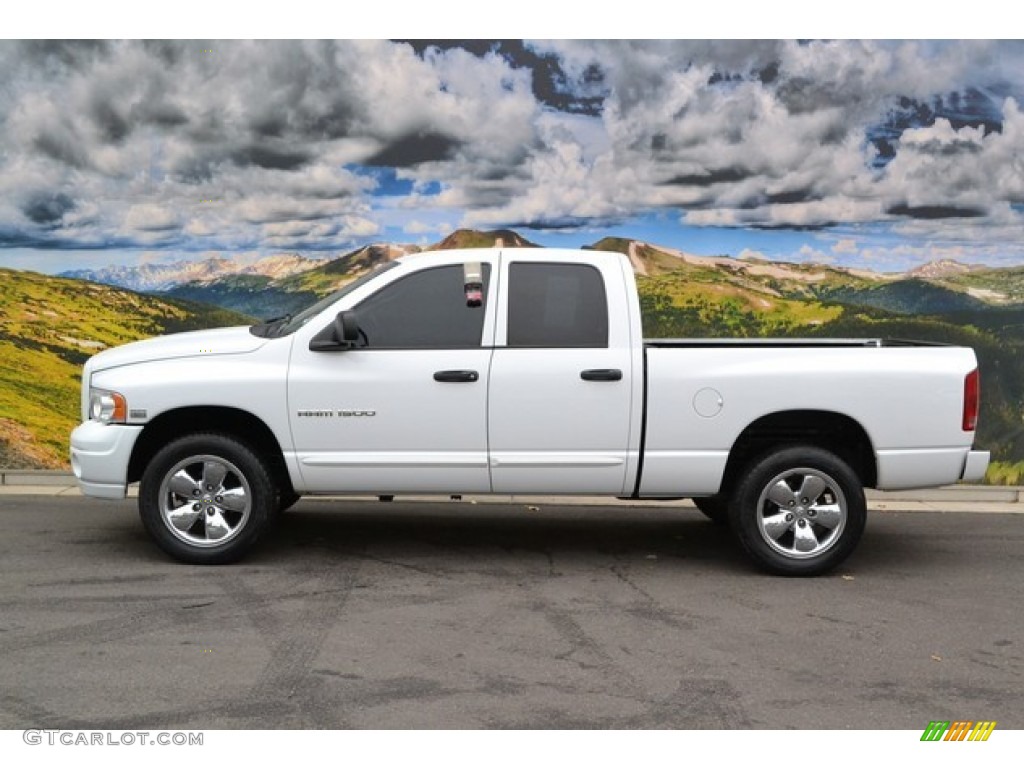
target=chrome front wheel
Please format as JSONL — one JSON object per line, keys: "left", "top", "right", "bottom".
{"left": 158, "top": 455, "right": 252, "bottom": 548}
{"left": 139, "top": 433, "right": 275, "bottom": 564}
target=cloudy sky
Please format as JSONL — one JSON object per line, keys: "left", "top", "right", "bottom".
{"left": 2, "top": 39, "right": 1023, "bottom": 274}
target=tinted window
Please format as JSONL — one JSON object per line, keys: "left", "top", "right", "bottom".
{"left": 256, "top": 261, "right": 399, "bottom": 338}
{"left": 351, "top": 264, "right": 491, "bottom": 349}
{"left": 507, "top": 263, "right": 608, "bottom": 348}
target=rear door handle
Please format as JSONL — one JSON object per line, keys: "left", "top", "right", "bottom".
{"left": 580, "top": 368, "right": 622, "bottom": 382}
{"left": 434, "top": 370, "right": 480, "bottom": 383}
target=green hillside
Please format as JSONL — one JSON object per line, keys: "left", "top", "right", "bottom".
{"left": 0, "top": 269, "right": 251, "bottom": 468}
{"left": 588, "top": 238, "right": 702, "bottom": 275}
{"left": 432, "top": 228, "right": 540, "bottom": 249}
{"left": 165, "top": 275, "right": 313, "bottom": 320}
{"left": 638, "top": 272, "right": 842, "bottom": 337}
{"left": 811, "top": 279, "right": 991, "bottom": 315}
{"left": 278, "top": 243, "right": 410, "bottom": 294}
{"left": 940, "top": 266, "right": 1024, "bottom": 304}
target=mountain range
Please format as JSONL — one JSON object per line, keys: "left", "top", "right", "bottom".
{"left": 150, "top": 230, "right": 538, "bottom": 319}
{"left": 57, "top": 230, "right": 541, "bottom": 297}
{"left": 5, "top": 227, "right": 1024, "bottom": 482}
{"left": 58, "top": 229, "right": 1019, "bottom": 316}
{"left": 60, "top": 253, "right": 326, "bottom": 292}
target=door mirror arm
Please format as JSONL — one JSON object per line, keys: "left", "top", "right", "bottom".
{"left": 309, "top": 311, "right": 362, "bottom": 351}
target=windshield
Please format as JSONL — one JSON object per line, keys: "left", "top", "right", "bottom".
{"left": 249, "top": 260, "right": 400, "bottom": 339}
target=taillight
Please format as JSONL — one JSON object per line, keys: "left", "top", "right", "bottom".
{"left": 963, "top": 369, "right": 980, "bottom": 431}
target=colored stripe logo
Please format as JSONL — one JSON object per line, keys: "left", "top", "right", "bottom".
{"left": 921, "top": 721, "right": 996, "bottom": 741}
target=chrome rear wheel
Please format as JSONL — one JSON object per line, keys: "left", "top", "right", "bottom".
{"left": 755, "top": 468, "right": 847, "bottom": 560}
{"left": 729, "top": 446, "right": 866, "bottom": 577}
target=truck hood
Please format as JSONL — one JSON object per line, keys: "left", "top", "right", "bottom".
{"left": 87, "top": 326, "right": 268, "bottom": 373}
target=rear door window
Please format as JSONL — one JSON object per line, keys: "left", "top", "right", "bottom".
{"left": 507, "top": 262, "right": 608, "bottom": 348}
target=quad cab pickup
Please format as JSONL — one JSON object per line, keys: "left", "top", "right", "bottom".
{"left": 71, "top": 248, "right": 990, "bottom": 575}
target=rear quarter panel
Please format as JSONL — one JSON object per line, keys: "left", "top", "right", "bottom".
{"left": 641, "top": 345, "right": 979, "bottom": 494}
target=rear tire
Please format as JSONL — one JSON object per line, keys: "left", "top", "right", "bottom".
{"left": 728, "top": 446, "right": 866, "bottom": 577}
{"left": 277, "top": 491, "right": 301, "bottom": 514}
{"left": 138, "top": 433, "right": 276, "bottom": 564}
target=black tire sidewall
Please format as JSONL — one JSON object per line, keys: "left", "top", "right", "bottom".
{"left": 138, "top": 433, "right": 276, "bottom": 564}
{"left": 276, "top": 491, "right": 302, "bottom": 515}
{"left": 729, "top": 446, "right": 866, "bottom": 577}
{"left": 693, "top": 495, "right": 729, "bottom": 524}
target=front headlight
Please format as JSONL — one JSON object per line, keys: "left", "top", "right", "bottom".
{"left": 89, "top": 389, "right": 127, "bottom": 424}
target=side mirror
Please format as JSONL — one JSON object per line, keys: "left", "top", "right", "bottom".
{"left": 309, "top": 311, "right": 361, "bottom": 351}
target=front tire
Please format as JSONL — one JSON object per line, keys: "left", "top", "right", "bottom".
{"left": 693, "top": 495, "right": 729, "bottom": 525}
{"left": 139, "top": 433, "right": 276, "bottom": 564}
{"left": 728, "top": 446, "right": 866, "bottom": 577}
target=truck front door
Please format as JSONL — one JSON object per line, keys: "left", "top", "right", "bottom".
{"left": 288, "top": 257, "right": 496, "bottom": 493}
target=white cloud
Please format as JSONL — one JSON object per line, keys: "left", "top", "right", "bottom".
{"left": 403, "top": 219, "right": 449, "bottom": 235}
{"left": 496, "top": 40, "right": 1024, "bottom": 242}
{"left": 123, "top": 204, "right": 178, "bottom": 232}
{"left": 794, "top": 244, "right": 834, "bottom": 264}
{"left": 882, "top": 99, "right": 1024, "bottom": 212}
{"left": 831, "top": 238, "right": 858, "bottom": 255}
{"left": 1, "top": 40, "right": 1023, "bottom": 262}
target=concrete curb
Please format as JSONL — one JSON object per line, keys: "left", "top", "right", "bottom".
{"left": 867, "top": 486, "right": 1022, "bottom": 502}
{"left": 1, "top": 470, "right": 1023, "bottom": 512}
{"left": 0, "top": 486, "right": 1021, "bottom": 514}
{"left": 0, "top": 470, "right": 73, "bottom": 487}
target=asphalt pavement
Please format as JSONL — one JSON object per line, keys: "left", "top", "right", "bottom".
{"left": 0, "top": 494, "right": 1021, "bottom": 729}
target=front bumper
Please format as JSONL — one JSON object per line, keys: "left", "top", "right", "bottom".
{"left": 70, "top": 421, "right": 144, "bottom": 499}
{"left": 960, "top": 450, "right": 991, "bottom": 483}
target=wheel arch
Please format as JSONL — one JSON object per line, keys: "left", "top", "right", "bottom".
{"left": 721, "top": 410, "right": 877, "bottom": 493}
{"left": 127, "top": 406, "right": 293, "bottom": 495}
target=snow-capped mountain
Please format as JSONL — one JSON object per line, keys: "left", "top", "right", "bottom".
{"left": 905, "top": 258, "right": 985, "bottom": 280}
{"left": 60, "top": 253, "right": 324, "bottom": 292}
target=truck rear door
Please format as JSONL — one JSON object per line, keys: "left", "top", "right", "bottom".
{"left": 487, "top": 251, "right": 640, "bottom": 494}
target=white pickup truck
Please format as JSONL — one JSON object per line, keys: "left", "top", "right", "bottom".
{"left": 70, "top": 248, "right": 989, "bottom": 575}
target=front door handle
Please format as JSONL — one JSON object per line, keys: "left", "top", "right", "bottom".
{"left": 434, "top": 370, "right": 480, "bottom": 383}
{"left": 580, "top": 368, "right": 623, "bottom": 382}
